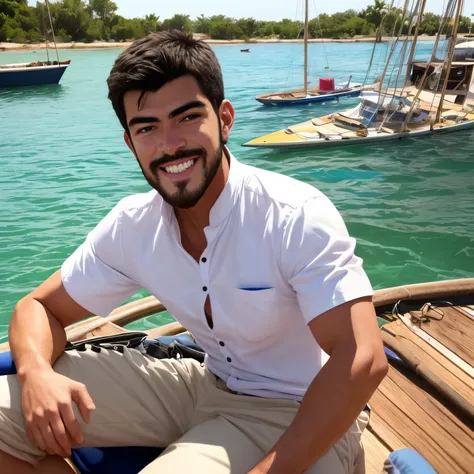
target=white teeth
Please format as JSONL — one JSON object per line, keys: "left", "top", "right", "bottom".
{"left": 164, "top": 159, "right": 195, "bottom": 174}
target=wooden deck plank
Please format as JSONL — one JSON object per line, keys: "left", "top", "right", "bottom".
{"left": 369, "top": 366, "right": 474, "bottom": 473}
{"left": 411, "top": 306, "right": 474, "bottom": 367}
{"left": 361, "top": 429, "right": 390, "bottom": 474}
{"left": 461, "top": 306, "right": 474, "bottom": 319}
{"left": 384, "top": 320, "right": 474, "bottom": 404}
{"left": 385, "top": 368, "right": 474, "bottom": 450}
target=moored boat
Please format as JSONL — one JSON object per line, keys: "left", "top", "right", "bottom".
{"left": 254, "top": 0, "right": 366, "bottom": 107}
{"left": 255, "top": 78, "right": 365, "bottom": 106}
{"left": 0, "top": 0, "right": 70, "bottom": 89}
{"left": 1, "top": 278, "right": 473, "bottom": 473}
{"left": 0, "top": 60, "right": 71, "bottom": 88}
{"left": 245, "top": 0, "right": 474, "bottom": 149}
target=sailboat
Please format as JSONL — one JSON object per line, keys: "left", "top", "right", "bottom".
{"left": 255, "top": 0, "right": 369, "bottom": 107}
{"left": 245, "top": 0, "right": 474, "bottom": 148}
{"left": 0, "top": 0, "right": 70, "bottom": 89}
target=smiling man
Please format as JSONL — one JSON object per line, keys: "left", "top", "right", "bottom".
{"left": 0, "top": 31, "right": 388, "bottom": 474}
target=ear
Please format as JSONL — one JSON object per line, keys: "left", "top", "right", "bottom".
{"left": 124, "top": 131, "right": 137, "bottom": 156}
{"left": 219, "top": 100, "right": 235, "bottom": 143}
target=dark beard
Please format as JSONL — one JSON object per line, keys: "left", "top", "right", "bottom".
{"left": 136, "top": 138, "right": 223, "bottom": 209}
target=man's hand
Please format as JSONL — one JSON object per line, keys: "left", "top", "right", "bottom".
{"left": 21, "top": 368, "right": 96, "bottom": 457}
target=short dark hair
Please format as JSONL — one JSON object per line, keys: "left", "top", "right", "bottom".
{"left": 107, "top": 30, "right": 225, "bottom": 132}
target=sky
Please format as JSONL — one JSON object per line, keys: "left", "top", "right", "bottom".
{"left": 109, "top": 0, "right": 474, "bottom": 21}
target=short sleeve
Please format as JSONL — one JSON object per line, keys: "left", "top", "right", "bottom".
{"left": 61, "top": 205, "right": 141, "bottom": 317}
{"left": 281, "top": 196, "right": 373, "bottom": 324}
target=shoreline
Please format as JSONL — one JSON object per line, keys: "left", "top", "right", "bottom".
{"left": 0, "top": 35, "right": 447, "bottom": 52}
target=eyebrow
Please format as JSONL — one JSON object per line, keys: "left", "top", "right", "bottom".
{"left": 128, "top": 100, "right": 206, "bottom": 128}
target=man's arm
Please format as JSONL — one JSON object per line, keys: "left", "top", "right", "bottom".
{"left": 10, "top": 269, "right": 92, "bottom": 380}
{"left": 9, "top": 270, "right": 96, "bottom": 457}
{"left": 249, "top": 296, "right": 388, "bottom": 474}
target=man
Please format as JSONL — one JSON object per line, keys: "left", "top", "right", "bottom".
{"left": 0, "top": 30, "right": 387, "bottom": 474}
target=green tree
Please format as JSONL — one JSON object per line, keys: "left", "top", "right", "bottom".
{"left": 209, "top": 18, "right": 243, "bottom": 40}
{"left": 194, "top": 14, "right": 212, "bottom": 34}
{"left": 142, "top": 13, "right": 159, "bottom": 34}
{"left": 420, "top": 12, "right": 440, "bottom": 36}
{"left": 359, "top": 0, "right": 388, "bottom": 41}
{"left": 459, "top": 15, "right": 472, "bottom": 34}
{"left": 339, "top": 16, "right": 367, "bottom": 37}
{"left": 161, "top": 13, "right": 192, "bottom": 33}
{"left": 89, "top": 0, "right": 117, "bottom": 39}
{"left": 278, "top": 18, "right": 301, "bottom": 39}
{"left": 236, "top": 17, "right": 256, "bottom": 38}
{"left": 53, "top": 0, "right": 93, "bottom": 41}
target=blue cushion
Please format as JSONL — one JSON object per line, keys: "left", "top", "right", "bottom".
{"left": 386, "top": 448, "right": 438, "bottom": 474}
{"left": 0, "top": 350, "right": 16, "bottom": 375}
{"left": 71, "top": 446, "right": 164, "bottom": 473}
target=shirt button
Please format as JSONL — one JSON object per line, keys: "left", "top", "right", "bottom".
{"left": 227, "top": 357, "right": 232, "bottom": 363}
{"left": 201, "top": 257, "right": 207, "bottom": 263}
{"left": 219, "top": 341, "right": 225, "bottom": 347}
{"left": 202, "top": 286, "right": 208, "bottom": 292}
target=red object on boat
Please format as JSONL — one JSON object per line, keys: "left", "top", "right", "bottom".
{"left": 319, "top": 78, "right": 335, "bottom": 91}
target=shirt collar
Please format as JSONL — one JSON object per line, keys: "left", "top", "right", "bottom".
{"left": 160, "top": 146, "right": 245, "bottom": 227}
{"left": 209, "top": 146, "right": 245, "bottom": 227}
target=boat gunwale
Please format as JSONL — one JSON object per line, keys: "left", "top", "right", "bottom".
{"left": 243, "top": 116, "right": 474, "bottom": 148}
{"left": 53, "top": 278, "right": 474, "bottom": 343}
{"left": 0, "top": 63, "right": 70, "bottom": 74}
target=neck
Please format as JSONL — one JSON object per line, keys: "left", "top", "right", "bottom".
{"left": 174, "top": 147, "right": 230, "bottom": 231}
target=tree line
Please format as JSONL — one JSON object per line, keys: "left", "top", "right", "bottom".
{"left": 0, "top": 0, "right": 472, "bottom": 44}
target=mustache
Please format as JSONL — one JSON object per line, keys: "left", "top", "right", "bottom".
{"left": 150, "top": 149, "right": 205, "bottom": 174}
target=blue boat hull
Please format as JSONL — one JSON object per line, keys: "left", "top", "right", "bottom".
{"left": 256, "top": 89, "right": 361, "bottom": 106}
{"left": 0, "top": 64, "right": 69, "bottom": 88}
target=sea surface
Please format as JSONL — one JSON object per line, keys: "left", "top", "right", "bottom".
{"left": 0, "top": 41, "right": 473, "bottom": 341}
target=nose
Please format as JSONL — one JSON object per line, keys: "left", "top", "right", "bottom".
{"left": 160, "top": 124, "right": 186, "bottom": 157}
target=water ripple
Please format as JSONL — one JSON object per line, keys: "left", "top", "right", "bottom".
{"left": 0, "top": 43, "right": 473, "bottom": 337}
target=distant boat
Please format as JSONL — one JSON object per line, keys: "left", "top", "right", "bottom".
{"left": 0, "top": 0, "right": 70, "bottom": 89}
{"left": 256, "top": 77, "right": 366, "bottom": 106}
{"left": 241, "top": 48, "right": 250, "bottom": 52}
{"left": 0, "top": 60, "right": 70, "bottom": 88}
{"left": 255, "top": 0, "right": 370, "bottom": 106}
{"left": 245, "top": 0, "right": 474, "bottom": 149}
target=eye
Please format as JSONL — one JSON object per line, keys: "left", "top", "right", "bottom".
{"left": 137, "top": 126, "right": 155, "bottom": 134}
{"left": 182, "top": 113, "right": 201, "bottom": 122}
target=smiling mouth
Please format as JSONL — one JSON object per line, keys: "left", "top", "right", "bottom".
{"left": 161, "top": 158, "right": 196, "bottom": 174}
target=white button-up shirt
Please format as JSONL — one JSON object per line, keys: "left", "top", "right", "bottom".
{"left": 62, "top": 149, "right": 373, "bottom": 400}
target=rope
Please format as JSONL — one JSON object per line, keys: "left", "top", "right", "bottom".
{"left": 392, "top": 300, "right": 452, "bottom": 327}
{"left": 311, "top": 0, "right": 329, "bottom": 69}
{"left": 45, "top": 0, "right": 60, "bottom": 64}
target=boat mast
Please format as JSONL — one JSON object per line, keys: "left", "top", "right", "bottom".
{"left": 434, "top": 0, "right": 464, "bottom": 124}
{"left": 401, "top": 0, "right": 457, "bottom": 131}
{"left": 304, "top": 0, "right": 309, "bottom": 94}
{"left": 404, "top": 0, "right": 428, "bottom": 84}
{"left": 44, "top": 0, "right": 60, "bottom": 64}
{"left": 376, "top": 0, "right": 411, "bottom": 95}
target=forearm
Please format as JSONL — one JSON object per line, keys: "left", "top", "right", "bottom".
{"left": 9, "top": 297, "right": 67, "bottom": 383}
{"left": 253, "top": 345, "right": 387, "bottom": 474}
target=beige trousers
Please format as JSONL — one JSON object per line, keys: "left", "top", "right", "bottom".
{"left": 0, "top": 347, "right": 369, "bottom": 473}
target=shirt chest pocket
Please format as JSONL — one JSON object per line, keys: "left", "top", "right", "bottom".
{"left": 226, "top": 287, "right": 295, "bottom": 345}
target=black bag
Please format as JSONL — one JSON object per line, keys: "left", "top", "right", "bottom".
{"left": 65, "top": 331, "right": 205, "bottom": 364}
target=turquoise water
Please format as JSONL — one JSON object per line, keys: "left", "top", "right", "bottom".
{"left": 1, "top": 42, "right": 473, "bottom": 341}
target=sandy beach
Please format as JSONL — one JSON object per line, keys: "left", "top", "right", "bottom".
{"left": 0, "top": 34, "right": 444, "bottom": 52}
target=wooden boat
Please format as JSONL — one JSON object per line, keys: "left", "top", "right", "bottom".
{"left": 0, "top": 0, "right": 70, "bottom": 89}
{"left": 1, "top": 278, "right": 473, "bottom": 473}
{"left": 245, "top": 0, "right": 474, "bottom": 149}
{"left": 0, "top": 60, "right": 71, "bottom": 88}
{"left": 255, "top": 79, "right": 365, "bottom": 107}
{"left": 241, "top": 48, "right": 250, "bottom": 53}
{"left": 254, "top": 0, "right": 366, "bottom": 107}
